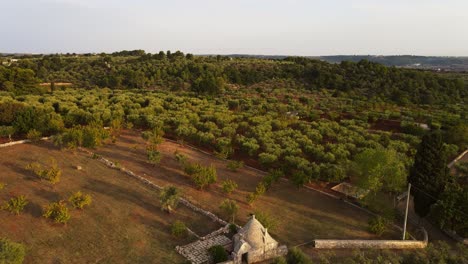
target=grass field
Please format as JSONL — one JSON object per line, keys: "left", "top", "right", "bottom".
{"left": 93, "top": 130, "right": 400, "bottom": 246}
{"left": 0, "top": 141, "right": 221, "bottom": 264}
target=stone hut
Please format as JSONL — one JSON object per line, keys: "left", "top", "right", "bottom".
{"left": 226, "top": 215, "right": 287, "bottom": 264}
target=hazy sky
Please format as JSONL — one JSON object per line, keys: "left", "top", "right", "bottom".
{"left": 1, "top": 0, "right": 468, "bottom": 56}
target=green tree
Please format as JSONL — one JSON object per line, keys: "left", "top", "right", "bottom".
{"left": 431, "top": 182, "right": 468, "bottom": 235}
{"left": 221, "top": 179, "right": 238, "bottom": 194}
{"left": 409, "top": 132, "right": 451, "bottom": 218}
{"left": 353, "top": 148, "right": 407, "bottom": 195}
{"left": 159, "top": 186, "right": 180, "bottom": 213}
{"left": 219, "top": 199, "right": 238, "bottom": 223}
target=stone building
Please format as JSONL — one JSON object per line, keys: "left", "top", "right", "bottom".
{"left": 223, "top": 215, "right": 287, "bottom": 264}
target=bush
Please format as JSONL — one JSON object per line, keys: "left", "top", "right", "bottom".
{"left": 273, "top": 256, "right": 287, "bottom": 264}
{"left": 43, "top": 200, "right": 71, "bottom": 224}
{"left": 190, "top": 164, "right": 217, "bottom": 189}
{"left": 171, "top": 220, "right": 187, "bottom": 237}
{"left": 0, "top": 182, "right": 5, "bottom": 190}
{"left": 159, "top": 186, "right": 180, "bottom": 213}
{"left": 208, "top": 245, "right": 228, "bottom": 263}
{"left": 3, "top": 195, "right": 28, "bottom": 215}
{"left": 226, "top": 160, "right": 243, "bottom": 171}
{"left": 246, "top": 192, "right": 258, "bottom": 205}
{"left": 0, "top": 238, "right": 26, "bottom": 264}
{"left": 221, "top": 179, "right": 238, "bottom": 194}
{"left": 68, "top": 191, "right": 92, "bottom": 209}
{"left": 146, "top": 145, "right": 162, "bottom": 165}
{"left": 26, "top": 159, "right": 62, "bottom": 184}
{"left": 368, "top": 216, "right": 388, "bottom": 236}
{"left": 286, "top": 248, "right": 313, "bottom": 264}
{"left": 26, "top": 129, "right": 42, "bottom": 142}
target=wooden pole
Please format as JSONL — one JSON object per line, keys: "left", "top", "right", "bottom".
{"left": 402, "top": 183, "right": 411, "bottom": 240}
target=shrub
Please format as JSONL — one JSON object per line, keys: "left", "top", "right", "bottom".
{"left": 43, "top": 200, "right": 71, "bottom": 224}
{"left": 226, "top": 160, "right": 243, "bottom": 172}
{"left": 286, "top": 248, "right": 313, "bottom": 264}
{"left": 174, "top": 152, "right": 188, "bottom": 165}
{"left": 246, "top": 192, "right": 258, "bottom": 205}
{"left": 368, "top": 216, "right": 388, "bottom": 236}
{"left": 26, "top": 129, "right": 42, "bottom": 142}
{"left": 208, "top": 245, "right": 228, "bottom": 263}
{"left": 3, "top": 195, "right": 28, "bottom": 215}
{"left": 26, "top": 159, "right": 62, "bottom": 184}
{"left": 68, "top": 191, "right": 92, "bottom": 209}
{"left": 273, "top": 257, "right": 287, "bottom": 264}
{"left": 221, "top": 179, "right": 238, "bottom": 194}
{"left": 146, "top": 145, "right": 162, "bottom": 165}
{"left": 254, "top": 182, "right": 267, "bottom": 196}
{"left": 0, "top": 238, "right": 26, "bottom": 264}
{"left": 0, "top": 182, "right": 5, "bottom": 190}
{"left": 171, "top": 220, "right": 187, "bottom": 237}
{"left": 190, "top": 164, "right": 217, "bottom": 189}
{"left": 159, "top": 186, "right": 180, "bottom": 213}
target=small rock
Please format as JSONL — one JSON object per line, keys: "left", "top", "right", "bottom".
{"left": 76, "top": 165, "right": 82, "bottom": 170}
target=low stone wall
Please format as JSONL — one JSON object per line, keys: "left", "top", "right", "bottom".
{"left": 0, "top": 137, "right": 49, "bottom": 148}
{"left": 247, "top": 245, "right": 288, "bottom": 263}
{"left": 314, "top": 229, "right": 428, "bottom": 249}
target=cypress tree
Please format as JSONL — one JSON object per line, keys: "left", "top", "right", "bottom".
{"left": 408, "top": 131, "right": 451, "bottom": 218}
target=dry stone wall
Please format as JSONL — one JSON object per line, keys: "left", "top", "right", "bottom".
{"left": 314, "top": 229, "right": 428, "bottom": 249}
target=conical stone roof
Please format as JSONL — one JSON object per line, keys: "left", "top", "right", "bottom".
{"left": 236, "top": 215, "right": 278, "bottom": 250}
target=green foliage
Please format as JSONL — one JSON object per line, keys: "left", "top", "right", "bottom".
{"left": 286, "top": 248, "right": 313, "bottom": 264}
{"left": 409, "top": 131, "right": 451, "bottom": 218}
{"left": 43, "top": 200, "right": 71, "bottom": 224}
{"left": 0, "top": 182, "right": 5, "bottom": 190}
{"left": 3, "top": 195, "right": 28, "bottom": 215}
{"left": 185, "top": 163, "right": 217, "bottom": 190}
{"left": 221, "top": 179, "right": 238, "bottom": 194}
{"left": 219, "top": 199, "right": 238, "bottom": 223}
{"left": 352, "top": 147, "right": 406, "bottom": 195}
{"left": 68, "top": 191, "right": 92, "bottom": 209}
{"left": 254, "top": 211, "right": 277, "bottom": 231}
{"left": 226, "top": 160, "right": 243, "bottom": 171}
{"left": 171, "top": 220, "right": 188, "bottom": 237}
{"left": 431, "top": 182, "right": 468, "bottom": 236}
{"left": 273, "top": 257, "right": 287, "bottom": 264}
{"left": 146, "top": 145, "right": 162, "bottom": 165}
{"left": 26, "top": 129, "right": 42, "bottom": 142}
{"left": 53, "top": 125, "right": 108, "bottom": 149}
{"left": 159, "top": 186, "right": 180, "bottom": 213}
{"left": 208, "top": 245, "right": 228, "bottom": 263}
{"left": 368, "top": 216, "right": 388, "bottom": 236}
{"left": 246, "top": 192, "right": 258, "bottom": 205}
{"left": 26, "top": 159, "right": 62, "bottom": 184}
{"left": 0, "top": 238, "right": 26, "bottom": 264}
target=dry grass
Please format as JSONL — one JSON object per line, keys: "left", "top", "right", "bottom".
{"left": 0, "top": 141, "right": 220, "bottom": 264}
{"left": 94, "top": 130, "right": 400, "bottom": 246}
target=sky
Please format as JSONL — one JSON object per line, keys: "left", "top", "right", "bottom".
{"left": 1, "top": 0, "right": 468, "bottom": 56}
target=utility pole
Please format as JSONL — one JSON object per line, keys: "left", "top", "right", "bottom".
{"left": 402, "top": 183, "right": 411, "bottom": 240}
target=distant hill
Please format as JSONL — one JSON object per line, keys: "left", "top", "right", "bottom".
{"left": 320, "top": 55, "right": 468, "bottom": 71}
{"left": 225, "top": 54, "right": 468, "bottom": 71}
